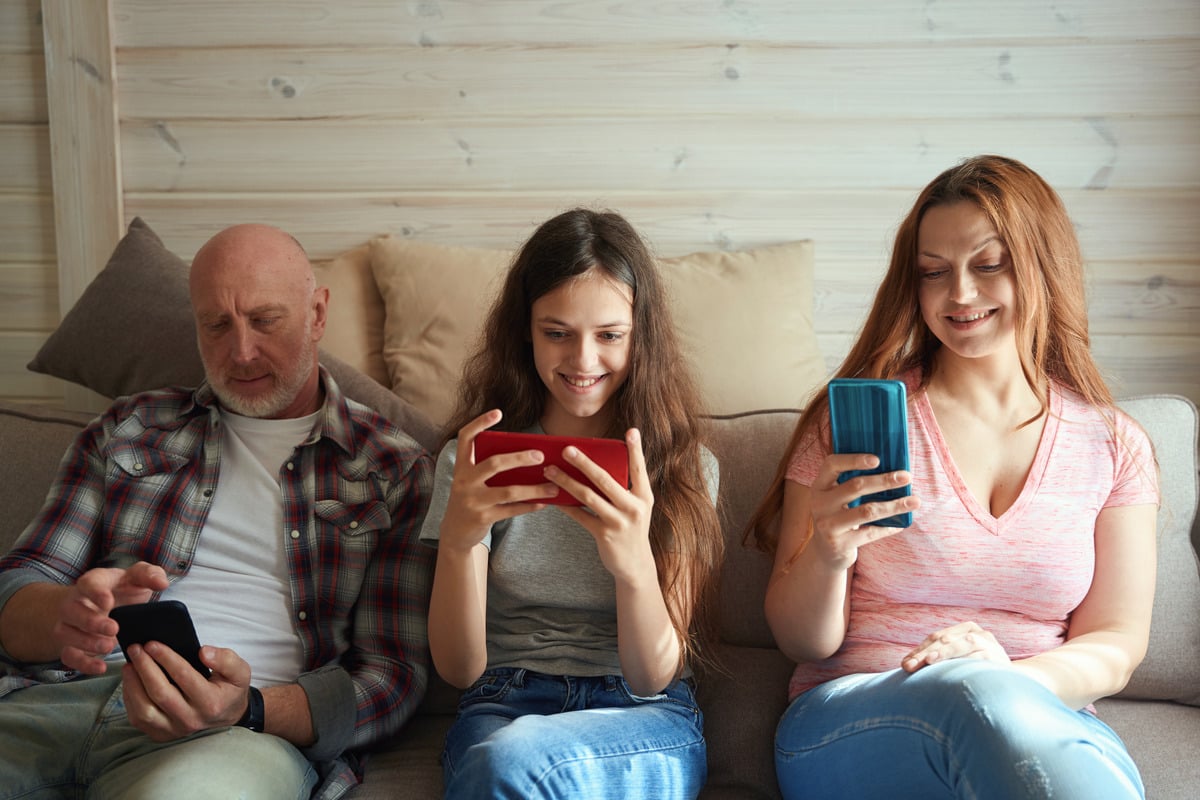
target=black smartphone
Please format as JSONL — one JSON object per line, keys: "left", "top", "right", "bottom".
{"left": 109, "top": 600, "right": 211, "bottom": 679}
{"left": 827, "top": 378, "right": 913, "bottom": 528}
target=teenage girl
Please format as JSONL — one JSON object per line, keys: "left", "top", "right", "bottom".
{"left": 421, "top": 208, "right": 724, "bottom": 799}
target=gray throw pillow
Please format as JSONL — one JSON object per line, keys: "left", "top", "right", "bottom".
{"left": 27, "top": 217, "right": 205, "bottom": 397}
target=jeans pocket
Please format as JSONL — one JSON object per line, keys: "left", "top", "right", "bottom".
{"left": 456, "top": 670, "right": 521, "bottom": 710}
{"left": 616, "top": 677, "right": 703, "bottom": 722}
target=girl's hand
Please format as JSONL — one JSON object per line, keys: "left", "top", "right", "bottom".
{"left": 901, "top": 621, "right": 1011, "bottom": 672}
{"left": 551, "top": 428, "right": 657, "bottom": 587}
{"left": 438, "top": 410, "right": 558, "bottom": 552}
{"left": 804, "top": 453, "right": 919, "bottom": 571}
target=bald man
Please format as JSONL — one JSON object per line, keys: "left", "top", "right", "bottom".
{"left": 0, "top": 224, "right": 434, "bottom": 799}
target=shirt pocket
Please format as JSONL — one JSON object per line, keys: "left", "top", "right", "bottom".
{"left": 107, "top": 441, "right": 191, "bottom": 479}
{"left": 313, "top": 499, "right": 392, "bottom": 537}
{"left": 311, "top": 499, "right": 392, "bottom": 617}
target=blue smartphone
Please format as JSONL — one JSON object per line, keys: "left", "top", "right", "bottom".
{"left": 827, "top": 378, "right": 913, "bottom": 528}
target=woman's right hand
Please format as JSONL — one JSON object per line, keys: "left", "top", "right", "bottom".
{"left": 438, "top": 409, "right": 559, "bottom": 552}
{"left": 805, "top": 453, "right": 919, "bottom": 571}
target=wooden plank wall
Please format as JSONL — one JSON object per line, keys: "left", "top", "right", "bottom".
{"left": 2, "top": 0, "right": 1198, "bottom": 408}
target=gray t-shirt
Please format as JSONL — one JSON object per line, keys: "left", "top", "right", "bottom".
{"left": 420, "top": 429, "right": 718, "bottom": 677}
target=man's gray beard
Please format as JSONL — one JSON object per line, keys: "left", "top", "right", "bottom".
{"left": 208, "top": 342, "right": 316, "bottom": 419}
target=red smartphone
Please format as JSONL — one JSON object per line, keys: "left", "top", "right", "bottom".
{"left": 474, "top": 430, "right": 630, "bottom": 506}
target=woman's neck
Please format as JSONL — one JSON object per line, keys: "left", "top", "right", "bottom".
{"left": 926, "top": 349, "right": 1045, "bottom": 427}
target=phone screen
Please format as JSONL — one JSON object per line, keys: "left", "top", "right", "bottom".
{"left": 110, "top": 600, "right": 211, "bottom": 679}
{"left": 474, "top": 430, "right": 630, "bottom": 506}
{"left": 828, "top": 378, "right": 913, "bottom": 528}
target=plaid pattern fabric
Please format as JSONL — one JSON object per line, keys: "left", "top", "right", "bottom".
{"left": 0, "top": 369, "right": 434, "bottom": 798}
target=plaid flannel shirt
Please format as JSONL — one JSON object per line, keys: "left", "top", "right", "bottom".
{"left": 0, "top": 368, "right": 434, "bottom": 799}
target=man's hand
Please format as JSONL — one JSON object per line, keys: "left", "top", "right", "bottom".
{"left": 122, "top": 642, "right": 252, "bottom": 742}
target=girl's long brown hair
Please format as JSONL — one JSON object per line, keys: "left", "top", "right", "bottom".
{"left": 746, "top": 154, "right": 1117, "bottom": 554}
{"left": 445, "top": 208, "right": 725, "bottom": 669}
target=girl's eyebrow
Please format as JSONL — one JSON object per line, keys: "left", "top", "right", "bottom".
{"left": 535, "top": 314, "right": 631, "bottom": 328}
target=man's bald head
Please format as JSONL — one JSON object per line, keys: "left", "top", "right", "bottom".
{"left": 189, "top": 224, "right": 329, "bottom": 419}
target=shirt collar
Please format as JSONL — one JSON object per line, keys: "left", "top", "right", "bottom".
{"left": 189, "top": 364, "right": 358, "bottom": 454}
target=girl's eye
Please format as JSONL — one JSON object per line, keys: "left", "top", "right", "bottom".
{"left": 975, "top": 263, "right": 1002, "bottom": 273}
{"left": 599, "top": 331, "right": 624, "bottom": 342}
{"left": 543, "top": 329, "right": 568, "bottom": 340}
{"left": 919, "top": 270, "right": 944, "bottom": 281}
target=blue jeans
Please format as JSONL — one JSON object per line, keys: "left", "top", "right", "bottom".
{"left": 0, "top": 669, "right": 316, "bottom": 800}
{"left": 775, "top": 660, "right": 1144, "bottom": 800}
{"left": 442, "top": 668, "right": 706, "bottom": 800}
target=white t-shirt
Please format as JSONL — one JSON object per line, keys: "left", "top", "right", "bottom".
{"left": 163, "top": 408, "right": 319, "bottom": 687}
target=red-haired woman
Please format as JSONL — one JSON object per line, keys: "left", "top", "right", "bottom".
{"left": 748, "top": 155, "right": 1158, "bottom": 799}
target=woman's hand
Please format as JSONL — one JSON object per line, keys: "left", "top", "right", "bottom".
{"left": 803, "top": 453, "right": 918, "bottom": 571}
{"left": 902, "top": 621, "right": 1011, "bottom": 672}
{"left": 437, "top": 409, "right": 558, "bottom": 552}
{"left": 551, "top": 428, "right": 656, "bottom": 587}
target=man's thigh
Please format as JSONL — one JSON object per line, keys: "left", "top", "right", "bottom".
{"left": 0, "top": 674, "right": 122, "bottom": 800}
{"left": 86, "top": 726, "right": 317, "bottom": 800}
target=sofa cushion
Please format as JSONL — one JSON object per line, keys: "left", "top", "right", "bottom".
{"left": 24, "top": 218, "right": 439, "bottom": 452}
{"left": 369, "top": 236, "right": 826, "bottom": 429}
{"left": 27, "top": 217, "right": 206, "bottom": 397}
{"left": 1114, "top": 395, "right": 1200, "bottom": 705}
{"left": 0, "top": 402, "right": 95, "bottom": 554}
{"left": 312, "top": 243, "right": 391, "bottom": 387}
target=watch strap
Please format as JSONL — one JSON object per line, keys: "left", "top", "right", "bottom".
{"left": 236, "top": 685, "right": 265, "bottom": 732}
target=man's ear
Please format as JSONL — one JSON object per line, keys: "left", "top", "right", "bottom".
{"left": 311, "top": 286, "right": 331, "bottom": 340}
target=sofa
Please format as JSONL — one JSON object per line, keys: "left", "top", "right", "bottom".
{"left": 3, "top": 218, "right": 1198, "bottom": 798}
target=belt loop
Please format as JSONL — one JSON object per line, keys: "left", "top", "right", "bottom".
{"left": 512, "top": 668, "right": 527, "bottom": 688}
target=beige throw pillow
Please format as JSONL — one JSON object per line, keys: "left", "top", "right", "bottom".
{"left": 312, "top": 244, "right": 391, "bottom": 387}
{"left": 370, "top": 236, "right": 826, "bottom": 430}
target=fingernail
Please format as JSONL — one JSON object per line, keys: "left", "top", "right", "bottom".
{"left": 563, "top": 446, "right": 578, "bottom": 458}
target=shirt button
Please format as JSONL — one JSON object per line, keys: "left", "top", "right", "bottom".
{"left": 290, "top": 529, "right": 300, "bottom": 539}
{"left": 286, "top": 462, "right": 294, "bottom": 471}
{"left": 297, "top": 611, "right": 307, "bottom": 621}
{"left": 203, "top": 488, "right": 213, "bottom": 498}
{"left": 349, "top": 521, "right": 359, "bottom": 530}
{"left": 133, "top": 463, "right": 144, "bottom": 471}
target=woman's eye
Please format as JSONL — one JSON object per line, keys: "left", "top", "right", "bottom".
{"left": 599, "top": 332, "right": 624, "bottom": 342}
{"left": 919, "top": 270, "right": 944, "bottom": 281}
{"left": 543, "top": 329, "right": 568, "bottom": 341}
{"left": 976, "top": 263, "right": 1002, "bottom": 273}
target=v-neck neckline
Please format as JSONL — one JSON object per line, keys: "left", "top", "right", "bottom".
{"left": 914, "top": 384, "right": 1060, "bottom": 534}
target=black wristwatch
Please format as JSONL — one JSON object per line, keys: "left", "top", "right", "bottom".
{"left": 236, "top": 686, "right": 265, "bottom": 732}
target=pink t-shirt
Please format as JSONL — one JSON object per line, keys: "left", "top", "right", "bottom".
{"left": 784, "top": 373, "right": 1159, "bottom": 700}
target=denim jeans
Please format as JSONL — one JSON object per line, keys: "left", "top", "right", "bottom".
{"left": 442, "top": 668, "right": 706, "bottom": 800}
{"left": 775, "top": 659, "right": 1144, "bottom": 800}
{"left": 0, "top": 669, "right": 316, "bottom": 800}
